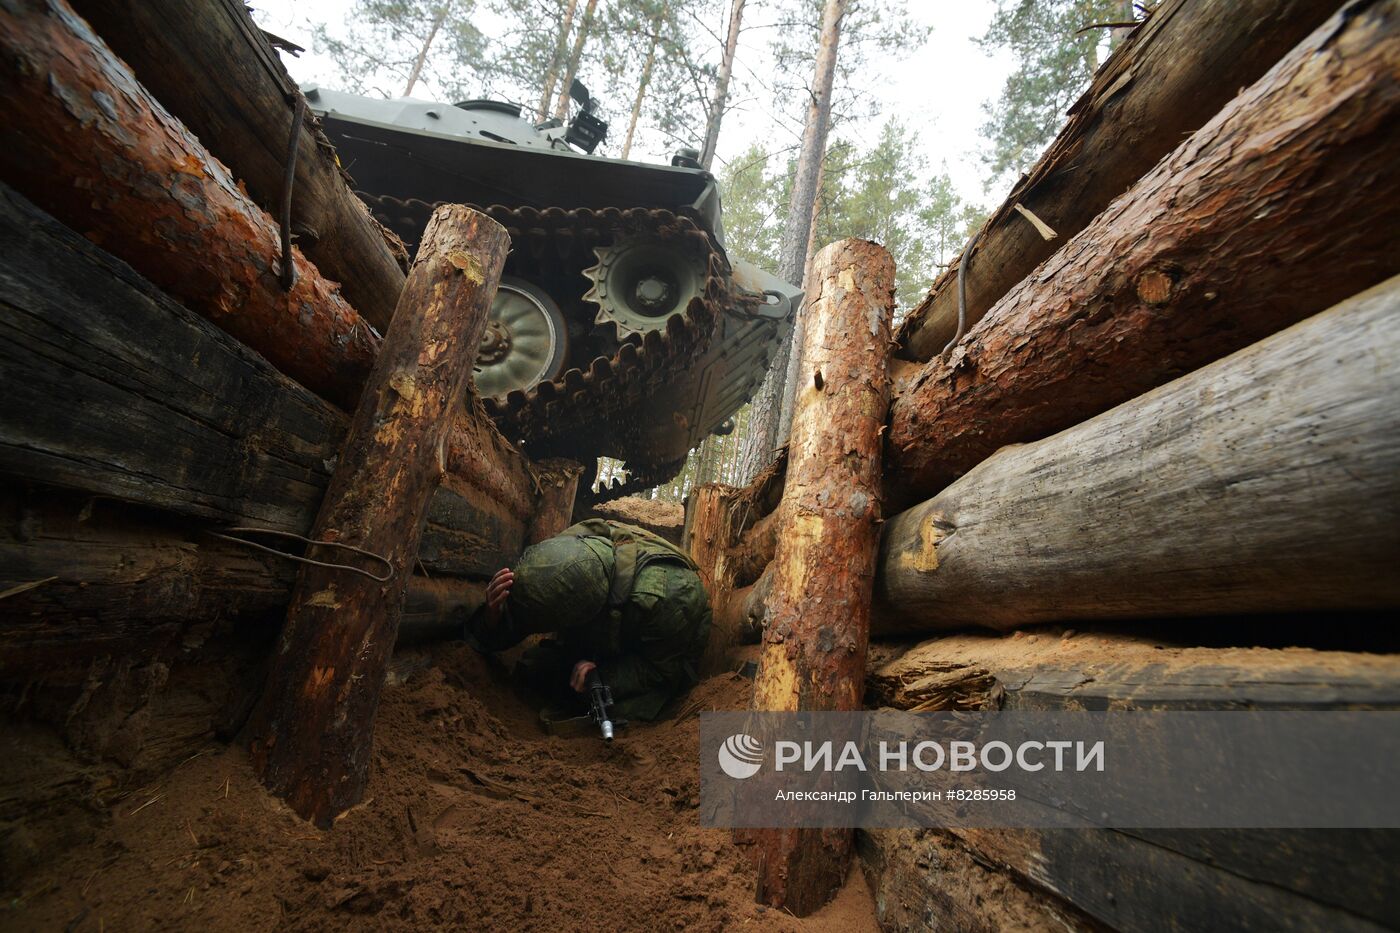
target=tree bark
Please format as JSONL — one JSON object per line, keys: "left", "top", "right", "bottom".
{"left": 553, "top": 0, "right": 599, "bottom": 120}
{"left": 0, "top": 0, "right": 379, "bottom": 411}
{"left": 774, "top": 154, "right": 827, "bottom": 446}
{"left": 875, "top": 275, "right": 1400, "bottom": 636}
{"left": 402, "top": 3, "right": 448, "bottom": 97}
{"left": 894, "top": 0, "right": 1347, "bottom": 364}
{"left": 700, "top": 0, "right": 746, "bottom": 171}
{"left": 538, "top": 0, "right": 579, "bottom": 119}
{"left": 736, "top": 0, "right": 847, "bottom": 483}
{"left": 620, "top": 30, "right": 658, "bottom": 160}
{"left": 887, "top": 0, "right": 1400, "bottom": 503}
{"left": 526, "top": 459, "right": 584, "bottom": 544}
{"left": 249, "top": 206, "right": 508, "bottom": 826}
{"left": 751, "top": 238, "right": 894, "bottom": 915}
{"left": 0, "top": 181, "right": 537, "bottom": 579}
{"left": 0, "top": 487, "right": 483, "bottom": 673}
{"left": 71, "top": 0, "right": 409, "bottom": 333}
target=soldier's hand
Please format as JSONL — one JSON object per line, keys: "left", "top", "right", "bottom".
{"left": 570, "top": 660, "right": 597, "bottom": 693}
{"left": 483, "top": 567, "right": 514, "bottom": 625}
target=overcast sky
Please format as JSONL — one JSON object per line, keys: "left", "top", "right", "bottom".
{"left": 250, "top": 1, "right": 1017, "bottom": 207}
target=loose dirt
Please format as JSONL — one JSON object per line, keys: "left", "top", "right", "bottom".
{"left": 586, "top": 497, "right": 685, "bottom": 544}
{"left": 7, "top": 643, "right": 878, "bottom": 932}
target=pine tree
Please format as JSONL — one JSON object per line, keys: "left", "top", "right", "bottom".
{"left": 312, "top": 0, "right": 485, "bottom": 100}
{"left": 978, "top": 0, "right": 1140, "bottom": 186}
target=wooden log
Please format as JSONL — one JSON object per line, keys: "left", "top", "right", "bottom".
{"left": 867, "top": 634, "right": 1400, "bottom": 932}
{"left": 728, "top": 509, "right": 776, "bottom": 590}
{"left": 0, "top": 486, "right": 477, "bottom": 674}
{"left": 0, "top": 181, "right": 535, "bottom": 576}
{"left": 526, "top": 459, "right": 584, "bottom": 544}
{"left": 857, "top": 829, "right": 1100, "bottom": 933}
{"left": 0, "top": 0, "right": 378, "bottom": 410}
{"left": 870, "top": 632, "right": 1400, "bottom": 714}
{"left": 887, "top": 0, "right": 1400, "bottom": 502}
{"left": 682, "top": 484, "right": 739, "bottom": 673}
{"left": 249, "top": 206, "right": 508, "bottom": 826}
{"left": 876, "top": 275, "right": 1400, "bottom": 635}
{"left": 862, "top": 824, "right": 1397, "bottom": 933}
{"left": 751, "top": 239, "right": 894, "bottom": 915}
{"left": 71, "top": 0, "right": 408, "bottom": 332}
{"left": 894, "top": 0, "right": 1342, "bottom": 363}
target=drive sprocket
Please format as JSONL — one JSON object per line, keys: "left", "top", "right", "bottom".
{"left": 583, "top": 237, "right": 710, "bottom": 339}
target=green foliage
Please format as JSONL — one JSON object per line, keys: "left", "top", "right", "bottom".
{"left": 978, "top": 0, "right": 1138, "bottom": 186}
{"left": 311, "top": 0, "right": 485, "bottom": 100}
{"left": 767, "top": 0, "right": 929, "bottom": 130}
{"left": 718, "top": 125, "right": 986, "bottom": 317}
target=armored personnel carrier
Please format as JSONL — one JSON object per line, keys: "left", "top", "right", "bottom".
{"left": 304, "top": 80, "right": 798, "bottom": 496}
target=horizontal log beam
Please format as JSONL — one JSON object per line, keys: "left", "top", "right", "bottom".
{"left": 887, "top": 0, "right": 1400, "bottom": 502}
{"left": 0, "top": 0, "right": 378, "bottom": 410}
{"left": 894, "top": 0, "right": 1342, "bottom": 362}
{"left": 0, "top": 487, "right": 476, "bottom": 675}
{"left": 875, "top": 275, "right": 1400, "bottom": 634}
{"left": 71, "top": 0, "right": 408, "bottom": 332}
{"left": 0, "top": 183, "right": 535, "bottom": 578}
{"left": 870, "top": 631, "right": 1400, "bottom": 713}
{"left": 868, "top": 632, "right": 1400, "bottom": 931}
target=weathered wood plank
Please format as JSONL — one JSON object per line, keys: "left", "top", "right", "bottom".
{"left": 894, "top": 0, "right": 1343, "bottom": 363}
{"left": 857, "top": 828, "right": 1105, "bottom": 933}
{"left": 875, "top": 275, "right": 1400, "bottom": 635}
{"left": 887, "top": 0, "right": 1400, "bottom": 503}
{"left": 870, "top": 632, "right": 1400, "bottom": 713}
{"left": 868, "top": 632, "right": 1400, "bottom": 930}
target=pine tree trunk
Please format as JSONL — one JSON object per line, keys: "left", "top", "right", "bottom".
{"left": 553, "top": 0, "right": 600, "bottom": 119}
{"left": 887, "top": 0, "right": 1400, "bottom": 504}
{"left": 402, "top": 4, "right": 448, "bottom": 97}
{"left": 621, "top": 30, "right": 658, "bottom": 160}
{"left": 736, "top": 0, "right": 847, "bottom": 482}
{"left": 249, "top": 206, "right": 510, "bottom": 827}
{"left": 538, "top": 0, "right": 579, "bottom": 119}
{"left": 700, "top": 0, "right": 746, "bottom": 170}
{"left": 774, "top": 155, "right": 828, "bottom": 445}
{"left": 751, "top": 238, "right": 894, "bottom": 915}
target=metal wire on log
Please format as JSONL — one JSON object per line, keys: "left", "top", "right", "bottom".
{"left": 888, "top": 0, "right": 1400, "bottom": 505}
{"left": 278, "top": 94, "right": 306, "bottom": 291}
{"left": 750, "top": 238, "right": 895, "bottom": 915}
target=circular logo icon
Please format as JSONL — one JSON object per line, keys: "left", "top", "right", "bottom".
{"left": 718, "top": 733, "right": 764, "bottom": 779}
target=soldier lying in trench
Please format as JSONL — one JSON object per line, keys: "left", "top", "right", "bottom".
{"left": 465, "top": 519, "right": 711, "bottom": 725}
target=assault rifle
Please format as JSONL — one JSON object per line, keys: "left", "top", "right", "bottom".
{"left": 584, "top": 669, "right": 618, "bottom": 741}
{"left": 540, "top": 669, "right": 628, "bottom": 741}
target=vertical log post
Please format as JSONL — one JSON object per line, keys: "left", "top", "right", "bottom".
{"left": 526, "top": 459, "right": 585, "bottom": 544}
{"left": 750, "top": 238, "right": 895, "bottom": 914}
{"left": 686, "top": 483, "right": 741, "bottom": 673}
{"left": 249, "top": 205, "right": 509, "bottom": 826}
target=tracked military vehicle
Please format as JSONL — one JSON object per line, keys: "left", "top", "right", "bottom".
{"left": 304, "top": 80, "right": 798, "bottom": 497}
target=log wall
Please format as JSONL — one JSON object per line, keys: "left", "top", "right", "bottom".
{"left": 894, "top": 0, "right": 1342, "bottom": 363}
{"left": 874, "top": 276, "right": 1400, "bottom": 635}
{"left": 887, "top": 0, "right": 1400, "bottom": 503}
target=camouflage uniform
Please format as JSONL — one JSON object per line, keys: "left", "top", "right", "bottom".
{"left": 466, "top": 519, "right": 711, "bottom": 721}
